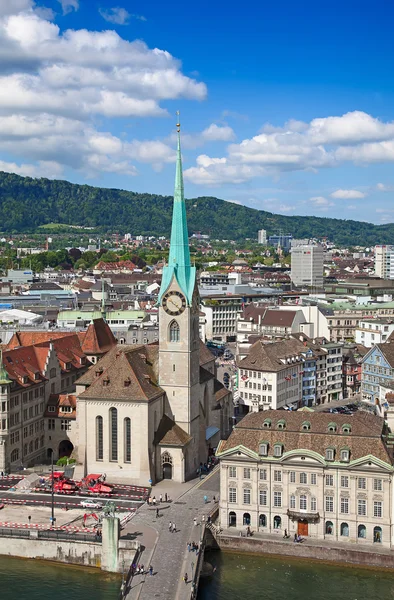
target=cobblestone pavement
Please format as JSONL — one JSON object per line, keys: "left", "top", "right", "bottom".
{"left": 124, "top": 468, "right": 220, "bottom": 600}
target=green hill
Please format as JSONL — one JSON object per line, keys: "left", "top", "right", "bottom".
{"left": 0, "top": 170, "right": 391, "bottom": 245}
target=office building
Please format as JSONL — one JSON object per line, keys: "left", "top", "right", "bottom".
{"left": 258, "top": 229, "right": 267, "bottom": 245}
{"left": 374, "top": 245, "right": 394, "bottom": 280}
{"left": 291, "top": 244, "right": 324, "bottom": 288}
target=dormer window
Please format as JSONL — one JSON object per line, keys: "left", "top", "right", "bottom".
{"left": 34, "top": 373, "right": 40, "bottom": 380}
{"left": 259, "top": 442, "right": 268, "bottom": 456}
{"left": 342, "top": 424, "right": 351, "bottom": 434}
{"left": 274, "top": 444, "right": 283, "bottom": 458}
{"left": 102, "top": 377, "right": 110, "bottom": 387}
{"left": 326, "top": 448, "right": 335, "bottom": 461}
{"left": 48, "top": 406, "right": 56, "bottom": 413}
{"left": 263, "top": 419, "right": 271, "bottom": 429}
{"left": 124, "top": 378, "right": 131, "bottom": 387}
{"left": 277, "top": 419, "right": 286, "bottom": 430}
{"left": 302, "top": 421, "right": 311, "bottom": 431}
{"left": 327, "top": 422, "right": 337, "bottom": 433}
{"left": 340, "top": 448, "right": 350, "bottom": 462}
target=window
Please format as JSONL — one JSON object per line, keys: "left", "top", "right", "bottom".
{"left": 273, "top": 515, "right": 281, "bottom": 529}
{"left": 358, "top": 477, "right": 366, "bottom": 490}
{"left": 124, "top": 417, "right": 131, "bottom": 463}
{"left": 96, "top": 416, "right": 103, "bottom": 461}
{"left": 273, "top": 470, "right": 282, "bottom": 482}
{"left": 327, "top": 423, "right": 337, "bottom": 433}
{"left": 374, "top": 526, "right": 382, "bottom": 543}
{"left": 259, "top": 443, "right": 268, "bottom": 456}
{"left": 274, "top": 444, "right": 283, "bottom": 457}
{"left": 61, "top": 420, "right": 71, "bottom": 431}
{"left": 340, "top": 449, "right": 350, "bottom": 462}
{"left": 341, "top": 476, "right": 349, "bottom": 488}
{"left": 340, "top": 497, "right": 349, "bottom": 514}
{"left": 273, "top": 491, "right": 282, "bottom": 508}
{"left": 259, "top": 469, "right": 267, "bottom": 480}
{"left": 302, "top": 421, "right": 311, "bottom": 431}
{"left": 358, "top": 499, "right": 367, "bottom": 516}
{"left": 289, "top": 471, "right": 296, "bottom": 483}
{"left": 340, "top": 522, "right": 349, "bottom": 537}
{"left": 109, "top": 407, "right": 118, "bottom": 461}
{"left": 300, "top": 472, "right": 307, "bottom": 484}
{"left": 243, "top": 468, "right": 251, "bottom": 479}
{"left": 290, "top": 494, "right": 296, "bottom": 509}
{"left": 325, "top": 496, "right": 334, "bottom": 512}
{"left": 358, "top": 524, "right": 366, "bottom": 539}
{"left": 325, "top": 474, "right": 334, "bottom": 486}
{"left": 50, "top": 368, "right": 56, "bottom": 378}
{"left": 277, "top": 419, "right": 286, "bottom": 430}
{"left": 229, "top": 488, "right": 236, "bottom": 503}
{"left": 374, "top": 479, "right": 382, "bottom": 491}
{"left": 11, "top": 449, "right": 19, "bottom": 462}
{"left": 48, "top": 419, "right": 55, "bottom": 430}
{"left": 300, "top": 495, "right": 307, "bottom": 511}
{"left": 229, "top": 466, "right": 237, "bottom": 478}
{"left": 326, "top": 449, "right": 334, "bottom": 461}
{"left": 259, "top": 490, "right": 267, "bottom": 505}
{"left": 342, "top": 424, "right": 351, "bottom": 434}
{"left": 169, "top": 320, "right": 180, "bottom": 343}
{"left": 263, "top": 419, "right": 271, "bottom": 429}
{"left": 374, "top": 501, "right": 382, "bottom": 518}
{"left": 311, "top": 473, "right": 317, "bottom": 485}
{"left": 259, "top": 514, "right": 266, "bottom": 527}
{"left": 311, "top": 497, "right": 317, "bottom": 512}
{"left": 325, "top": 521, "right": 333, "bottom": 535}
{"left": 243, "top": 488, "right": 251, "bottom": 504}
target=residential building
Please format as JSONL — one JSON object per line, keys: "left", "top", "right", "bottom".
{"left": 217, "top": 410, "right": 392, "bottom": 547}
{"left": 291, "top": 244, "right": 324, "bottom": 288}
{"left": 258, "top": 229, "right": 267, "bottom": 245}
{"left": 374, "top": 245, "right": 394, "bottom": 280}
{"left": 342, "top": 344, "right": 367, "bottom": 398}
{"left": 361, "top": 340, "right": 394, "bottom": 404}
{"left": 355, "top": 319, "right": 394, "bottom": 348}
{"left": 57, "top": 309, "right": 146, "bottom": 328}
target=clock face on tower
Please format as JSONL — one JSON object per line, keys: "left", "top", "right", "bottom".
{"left": 162, "top": 290, "right": 187, "bottom": 315}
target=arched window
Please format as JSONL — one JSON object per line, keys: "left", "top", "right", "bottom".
{"left": 374, "top": 526, "right": 382, "bottom": 543}
{"left": 259, "top": 514, "right": 266, "bottom": 527}
{"left": 358, "top": 524, "right": 366, "bottom": 539}
{"left": 96, "top": 416, "right": 103, "bottom": 461}
{"left": 11, "top": 448, "right": 19, "bottom": 462}
{"left": 109, "top": 407, "right": 118, "bottom": 461}
{"left": 124, "top": 417, "right": 131, "bottom": 463}
{"left": 273, "top": 515, "right": 281, "bottom": 529}
{"left": 229, "top": 511, "right": 237, "bottom": 527}
{"left": 243, "top": 512, "right": 251, "bottom": 525}
{"left": 325, "top": 521, "right": 333, "bottom": 535}
{"left": 340, "top": 522, "right": 349, "bottom": 537}
{"left": 169, "top": 320, "right": 180, "bottom": 343}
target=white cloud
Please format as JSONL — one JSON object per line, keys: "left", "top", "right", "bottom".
{"left": 347, "top": 205, "right": 357, "bottom": 210}
{"left": 309, "top": 196, "right": 334, "bottom": 209}
{"left": 0, "top": 158, "right": 63, "bottom": 178}
{"left": 376, "top": 208, "right": 394, "bottom": 213}
{"left": 0, "top": 5, "right": 206, "bottom": 178}
{"left": 58, "top": 0, "right": 79, "bottom": 15}
{"left": 185, "top": 111, "right": 394, "bottom": 187}
{"left": 330, "top": 189, "right": 366, "bottom": 199}
{"left": 376, "top": 182, "right": 394, "bottom": 192}
{"left": 99, "top": 6, "right": 146, "bottom": 25}
{"left": 171, "top": 123, "right": 235, "bottom": 149}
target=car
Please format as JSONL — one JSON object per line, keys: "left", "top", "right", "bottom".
{"left": 80, "top": 500, "right": 103, "bottom": 509}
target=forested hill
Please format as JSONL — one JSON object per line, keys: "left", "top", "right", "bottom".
{"left": 0, "top": 170, "right": 392, "bottom": 245}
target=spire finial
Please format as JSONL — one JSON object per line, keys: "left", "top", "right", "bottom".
{"left": 176, "top": 110, "right": 180, "bottom": 133}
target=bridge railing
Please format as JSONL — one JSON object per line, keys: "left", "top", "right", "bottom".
{"left": 0, "top": 526, "right": 101, "bottom": 544}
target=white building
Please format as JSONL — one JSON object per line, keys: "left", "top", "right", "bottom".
{"left": 355, "top": 319, "right": 394, "bottom": 348}
{"left": 258, "top": 229, "right": 267, "bottom": 245}
{"left": 291, "top": 245, "right": 324, "bottom": 288}
{"left": 374, "top": 245, "right": 394, "bottom": 280}
{"left": 217, "top": 409, "right": 392, "bottom": 547}
{"left": 201, "top": 297, "right": 243, "bottom": 341}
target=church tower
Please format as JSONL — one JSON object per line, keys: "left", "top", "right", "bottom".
{"left": 158, "top": 117, "right": 201, "bottom": 475}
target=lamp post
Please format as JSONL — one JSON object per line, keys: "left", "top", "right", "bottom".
{"left": 50, "top": 449, "right": 55, "bottom": 527}
{"left": 121, "top": 558, "right": 125, "bottom": 595}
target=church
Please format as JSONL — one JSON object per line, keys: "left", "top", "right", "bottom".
{"left": 75, "top": 124, "right": 232, "bottom": 484}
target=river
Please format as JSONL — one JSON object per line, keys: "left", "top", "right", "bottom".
{"left": 198, "top": 551, "right": 394, "bottom": 600}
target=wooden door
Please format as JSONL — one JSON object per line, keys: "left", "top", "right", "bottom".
{"left": 298, "top": 520, "right": 308, "bottom": 536}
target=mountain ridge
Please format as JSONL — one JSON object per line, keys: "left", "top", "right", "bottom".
{"left": 0, "top": 170, "right": 392, "bottom": 245}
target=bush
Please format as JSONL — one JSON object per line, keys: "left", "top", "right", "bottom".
{"left": 56, "top": 457, "right": 76, "bottom": 466}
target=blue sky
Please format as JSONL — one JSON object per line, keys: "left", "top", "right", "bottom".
{"left": 0, "top": 0, "right": 394, "bottom": 226}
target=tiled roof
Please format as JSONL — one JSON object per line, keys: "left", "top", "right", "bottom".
{"left": 199, "top": 340, "right": 215, "bottom": 366}
{"left": 238, "top": 337, "right": 306, "bottom": 372}
{"left": 376, "top": 341, "right": 394, "bottom": 368}
{"left": 45, "top": 393, "right": 76, "bottom": 419}
{"left": 261, "top": 309, "right": 298, "bottom": 327}
{"left": 80, "top": 318, "right": 117, "bottom": 355}
{"left": 3, "top": 346, "right": 49, "bottom": 387}
{"left": 7, "top": 331, "right": 75, "bottom": 349}
{"left": 217, "top": 409, "right": 392, "bottom": 465}
{"left": 154, "top": 414, "right": 192, "bottom": 446}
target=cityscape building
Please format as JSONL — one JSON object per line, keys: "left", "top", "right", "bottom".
{"left": 258, "top": 229, "right": 267, "bottom": 244}
{"left": 291, "top": 244, "right": 324, "bottom": 288}
{"left": 374, "top": 245, "right": 394, "bottom": 280}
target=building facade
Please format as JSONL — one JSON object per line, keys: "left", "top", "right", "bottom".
{"left": 355, "top": 319, "right": 394, "bottom": 348}
{"left": 217, "top": 410, "right": 392, "bottom": 547}
{"left": 258, "top": 229, "right": 267, "bottom": 245}
{"left": 361, "top": 342, "right": 394, "bottom": 404}
{"left": 375, "top": 245, "right": 394, "bottom": 280}
{"left": 291, "top": 244, "right": 324, "bottom": 288}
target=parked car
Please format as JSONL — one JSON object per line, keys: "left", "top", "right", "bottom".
{"left": 80, "top": 500, "right": 103, "bottom": 509}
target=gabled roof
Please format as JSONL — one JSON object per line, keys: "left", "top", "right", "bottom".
{"left": 79, "top": 318, "right": 117, "bottom": 355}
{"left": 199, "top": 339, "right": 215, "bottom": 366}
{"left": 238, "top": 337, "right": 306, "bottom": 372}
{"left": 45, "top": 393, "right": 76, "bottom": 419}
{"left": 3, "top": 345, "right": 49, "bottom": 386}
{"left": 7, "top": 331, "right": 75, "bottom": 349}
{"left": 154, "top": 414, "right": 191, "bottom": 446}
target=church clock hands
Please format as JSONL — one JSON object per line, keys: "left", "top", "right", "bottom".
{"left": 162, "top": 291, "right": 187, "bottom": 315}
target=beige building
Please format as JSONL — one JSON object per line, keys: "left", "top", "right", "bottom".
{"left": 217, "top": 410, "right": 392, "bottom": 547}
{"left": 75, "top": 128, "right": 232, "bottom": 484}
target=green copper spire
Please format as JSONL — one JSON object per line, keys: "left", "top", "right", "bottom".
{"left": 158, "top": 115, "right": 196, "bottom": 305}
{"left": 0, "top": 350, "right": 11, "bottom": 385}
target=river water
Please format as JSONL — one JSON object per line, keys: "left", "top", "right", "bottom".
{"left": 1, "top": 552, "right": 394, "bottom": 600}
{"left": 198, "top": 551, "right": 394, "bottom": 600}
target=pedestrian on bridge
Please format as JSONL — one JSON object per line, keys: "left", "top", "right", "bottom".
{"left": 159, "top": 493, "right": 162, "bottom": 503}
{"left": 172, "top": 522, "right": 176, "bottom": 533}
{"left": 194, "top": 517, "right": 197, "bottom": 526}
{"left": 149, "top": 565, "right": 153, "bottom": 576}
{"left": 156, "top": 508, "right": 159, "bottom": 518}
{"left": 169, "top": 521, "right": 172, "bottom": 532}
{"left": 183, "top": 573, "right": 188, "bottom": 584}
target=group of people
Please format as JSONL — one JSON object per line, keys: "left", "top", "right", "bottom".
{"left": 131, "top": 564, "right": 153, "bottom": 576}
{"left": 147, "top": 493, "right": 169, "bottom": 506}
{"left": 187, "top": 541, "right": 200, "bottom": 554}
{"left": 293, "top": 533, "right": 304, "bottom": 543}
{"left": 168, "top": 521, "right": 177, "bottom": 533}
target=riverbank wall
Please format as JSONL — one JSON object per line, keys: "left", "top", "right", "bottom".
{"left": 217, "top": 534, "right": 394, "bottom": 569}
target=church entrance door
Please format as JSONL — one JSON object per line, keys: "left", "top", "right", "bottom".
{"left": 163, "top": 463, "right": 172, "bottom": 479}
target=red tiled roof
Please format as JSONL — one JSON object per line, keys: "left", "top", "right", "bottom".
{"left": 45, "top": 393, "right": 76, "bottom": 419}
{"left": 80, "top": 318, "right": 117, "bottom": 355}
{"left": 7, "top": 331, "right": 75, "bottom": 349}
